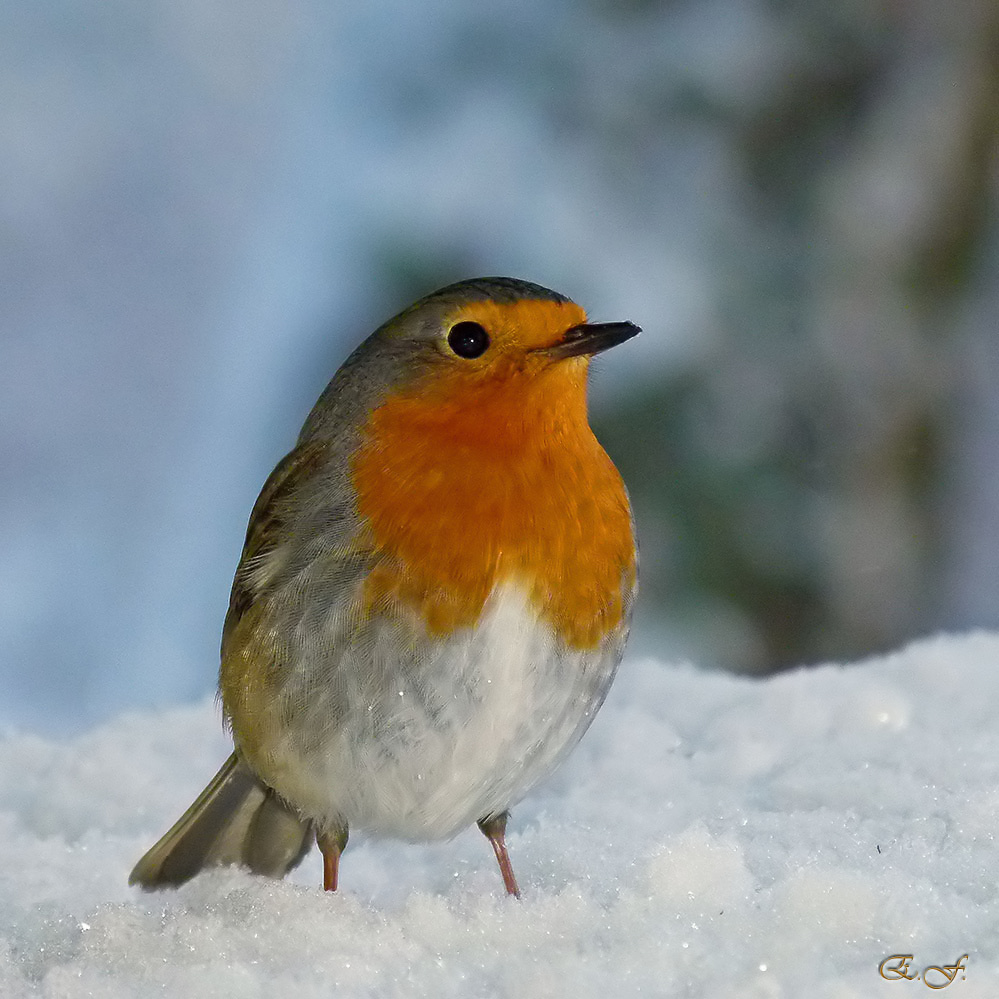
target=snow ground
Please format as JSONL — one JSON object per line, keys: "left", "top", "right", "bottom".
{"left": 2, "top": 632, "right": 998, "bottom": 997}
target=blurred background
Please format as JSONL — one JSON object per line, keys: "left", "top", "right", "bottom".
{"left": 3, "top": 0, "right": 998, "bottom": 734}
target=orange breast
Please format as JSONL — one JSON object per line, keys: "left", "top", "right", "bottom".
{"left": 351, "top": 358, "right": 636, "bottom": 650}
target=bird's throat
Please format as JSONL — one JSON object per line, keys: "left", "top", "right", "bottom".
{"left": 351, "top": 366, "right": 636, "bottom": 650}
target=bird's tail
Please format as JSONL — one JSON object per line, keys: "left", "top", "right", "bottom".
{"left": 129, "top": 752, "right": 313, "bottom": 889}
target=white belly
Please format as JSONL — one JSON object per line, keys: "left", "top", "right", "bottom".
{"left": 261, "top": 582, "right": 620, "bottom": 840}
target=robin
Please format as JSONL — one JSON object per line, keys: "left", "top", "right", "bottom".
{"left": 130, "top": 277, "right": 639, "bottom": 897}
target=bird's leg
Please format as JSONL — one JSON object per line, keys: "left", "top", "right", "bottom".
{"left": 316, "top": 823, "right": 349, "bottom": 892}
{"left": 477, "top": 811, "right": 520, "bottom": 898}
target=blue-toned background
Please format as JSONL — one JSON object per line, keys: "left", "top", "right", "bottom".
{"left": 4, "top": 1, "right": 998, "bottom": 732}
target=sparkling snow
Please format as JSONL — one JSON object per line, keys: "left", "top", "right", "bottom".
{"left": 2, "top": 632, "right": 997, "bottom": 997}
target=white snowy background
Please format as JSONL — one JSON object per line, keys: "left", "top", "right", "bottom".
{"left": 2, "top": 632, "right": 997, "bottom": 997}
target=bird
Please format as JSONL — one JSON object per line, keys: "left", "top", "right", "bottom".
{"left": 129, "top": 276, "right": 639, "bottom": 898}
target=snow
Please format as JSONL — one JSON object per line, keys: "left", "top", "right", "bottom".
{"left": 3, "top": 631, "right": 998, "bottom": 997}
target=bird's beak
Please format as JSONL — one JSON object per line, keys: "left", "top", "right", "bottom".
{"left": 540, "top": 321, "right": 641, "bottom": 360}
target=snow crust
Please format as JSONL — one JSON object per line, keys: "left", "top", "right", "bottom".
{"left": 2, "top": 632, "right": 998, "bottom": 997}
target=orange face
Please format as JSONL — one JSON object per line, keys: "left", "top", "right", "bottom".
{"left": 442, "top": 298, "right": 589, "bottom": 352}
{"left": 351, "top": 298, "right": 636, "bottom": 651}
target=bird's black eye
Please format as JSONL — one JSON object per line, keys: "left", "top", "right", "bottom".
{"left": 447, "top": 321, "right": 490, "bottom": 359}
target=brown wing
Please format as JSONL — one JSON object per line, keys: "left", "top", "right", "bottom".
{"left": 221, "top": 439, "right": 331, "bottom": 655}
{"left": 218, "top": 431, "right": 378, "bottom": 760}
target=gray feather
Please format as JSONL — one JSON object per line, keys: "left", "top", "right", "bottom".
{"left": 129, "top": 753, "right": 312, "bottom": 889}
